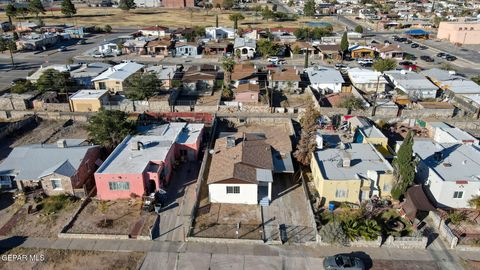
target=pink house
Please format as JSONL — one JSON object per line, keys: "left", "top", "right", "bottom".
{"left": 94, "top": 122, "right": 204, "bottom": 200}
{"left": 235, "top": 83, "right": 260, "bottom": 103}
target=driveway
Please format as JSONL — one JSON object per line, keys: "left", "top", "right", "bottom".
{"left": 152, "top": 161, "right": 200, "bottom": 242}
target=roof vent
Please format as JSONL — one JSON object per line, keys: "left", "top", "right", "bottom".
{"left": 341, "top": 151, "right": 352, "bottom": 168}
{"left": 434, "top": 151, "right": 443, "bottom": 162}
{"left": 57, "top": 139, "right": 67, "bottom": 148}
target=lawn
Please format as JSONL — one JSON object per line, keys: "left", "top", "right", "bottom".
{"left": 0, "top": 247, "right": 144, "bottom": 270}
{"left": 0, "top": 7, "right": 344, "bottom": 30}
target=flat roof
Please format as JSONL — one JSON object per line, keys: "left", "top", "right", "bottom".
{"left": 305, "top": 66, "right": 345, "bottom": 84}
{"left": 385, "top": 70, "right": 438, "bottom": 91}
{"left": 347, "top": 68, "right": 387, "bottom": 85}
{"left": 70, "top": 89, "right": 108, "bottom": 100}
{"left": 96, "top": 123, "right": 203, "bottom": 174}
{"left": 313, "top": 143, "right": 393, "bottom": 180}
{"left": 413, "top": 140, "right": 480, "bottom": 182}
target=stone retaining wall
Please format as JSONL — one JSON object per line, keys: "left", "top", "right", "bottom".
{"left": 384, "top": 235, "right": 428, "bottom": 249}
{"left": 186, "top": 236, "right": 264, "bottom": 245}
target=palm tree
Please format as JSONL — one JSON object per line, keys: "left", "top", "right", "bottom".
{"left": 360, "top": 219, "right": 381, "bottom": 240}
{"left": 221, "top": 56, "right": 236, "bottom": 85}
{"left": 342, "top": 219, "right": 361, "bottom": 241}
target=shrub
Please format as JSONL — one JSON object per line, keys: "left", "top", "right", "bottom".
{"left": 448, "top": 211, "right": 467, "bottom": 225}
{"left": 41, "top": 194, "right": 74, "bottom": 213}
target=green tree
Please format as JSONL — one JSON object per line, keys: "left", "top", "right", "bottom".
{"left": 28, "top": 0, "right": 46, "bottom": 18}
{"left": 221, "top": 85, "right": 233, "bottom": 100}
{"left": 261, "top": 6, "right": 275, "bottom": 21}
{"left": 221, "top": 56, "right": 236, "bottom": 84}
{"left": 11, "top": 80, "right": 35, "bottom": 94}
{"left": 391, "top": 131, "right": 415, "bottom": 200}
{"left": 86, "top": 109, "right": 135, "bottom": 149}
{"left": 61, "top": 0, "right": 77, "bottom": 17}
{"left": 303, "top": 0, "right": 316, "bottom": 16}
{"left": 256, "top": 39, "right": 280, "bottom": 58}
{"left": 373, "top": 58, "right": 397, "bottom": 72}
{"left": 293, "top": 101, "right": 320, "bottom": 166}
{"left": 118, "top": 0, "right": 136, "bottom": 11}
{"left": 340, "top": 31, "right": 349, "bottom": 53}
{"left": 104, "top": 24, "right": 112, "bottom": 33}
{"left": 5, "top": 3, "right": 17, "bottom": 25}
{"left": 359, "top": 219, "right": 381, "bottom": 240}
{"left": 229, "top": 13, "right": 245, "bottom": 30}
{"left": 36, "top": 69, "right": 72, "bottom": 93}
{"left": 16, "top": 7, "right": 29, "bottom": 21}
{"left": 124, "top": 72, "right": 162, "bottom": 100}
{"left": 472, "top": 76, "right": 480, "bottom": 86}
{"left": 354, "top": 25, "right": 364, "bottom": 33}
{"left": 339, "top": 95, "right": 364, "bottom": 113}
{"left": 342, "top": 219, "right": 361, "bottom": 241}
{"left": 288, "top": 0, "right": 294, "bottom": 6}
{"left": 468, "top": 195, "right": 480, "bottom": 209}
{"left": 215, "top": 14, "right": 219, "bottom": 28}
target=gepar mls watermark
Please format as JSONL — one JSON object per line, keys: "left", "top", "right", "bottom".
{"left": 1, "top": 254, "right": 45, "bottom": 262}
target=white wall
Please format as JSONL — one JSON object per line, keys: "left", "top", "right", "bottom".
{"left": 312, "top": 83, "right": 342, "bottom": 94}
{"left": 433, "top": 128, "right": 458, "bottom": 144}
{"left": 208, "top": 183, "right": 258, "bottom": 205}
{"left": 426, "top": 168, "right": 480, "bottom": 208}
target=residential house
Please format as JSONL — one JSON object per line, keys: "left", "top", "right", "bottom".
{"left": 123, "top": 39, "right": 148, "bottom": 55}
{"left": 15, "top": 21, "right": 39, "bottom": 32}
{"left": 231, "top": 64, "right": 263, "bottom": 88}
{"left": 181, "top": 65, "right": 219, "bottom": 94}
{"left": 69, "top": 62, "right": 112, "bottom": 88}
{"left": 207, "top": 132, "right": 294, "bottom": 205}
{"left": 427, "top": 122, "right": 479, "bottom": 145}
{"left": 175, "top": 42, "right": 199, "bottom": 57}
{"left": 92, "top": 61, "right": 145, "bottom": 93}
{"left": 140, "top": 26, "right": 169, "bottom": 37}
{"left": 27, "top": 64, "right": 80, "bottom": 83}
{"left": 0, "top": 140, "right": 100, "bottom": 198}
{"left": 64, "top": 27, "right": 84, "bottom": 38}
{"left": 413, "top": 140, "right": 480, "bottom": 208}
{"left": 378, "top": 44, "right": 404, "bottom": 60}
{"left": 384, "top": 70, "right": 438, "bottom": 99}
{"left": 69, "top": 89, "right": 109, "bottom": 112}
{"left": 235, "top": 83, "right": 260, "bottom": 103}
{"left": 146, "top": 39, "right": 171, "bottom": 56}
{"left": 203, "top": 41, "right": 231, "bottom": 56}
{"left": 290, "top": 41, "right": 317, "bottom": 56}
{"left": 320, "top": 92, "right": 354, "bottom": 108}
{"left": 305, "top": 66, "right": 345, "bottom": 94}
{"left": 422, "top": 68, "right": 480, "bottom": 98}
{"left": 269, "top": 67, "right": 301, "bottom": 92}
{"left": 16, "top": 33, "right": 61, "bottom": 50}
{"left": 310, "top": 143, "right": 394, "bottom": 204}
{"left": 205, "top": 27, "right": 235, "bottom": 40}
{"left": 234, "top": 37, "right": 256, "bottom": 59}
{"left": 348, "top": 116, "right": 392, "bottom": 158}
{"left": 349, "top": 45, "right": 376, "bottom": 59}
{"left": 146, "top": 65, "right": 177, "bottom": 88}
{"left": 1, "top": 21, "right": 12, "bottom": 32}
{"left": 348, "top": 67, "right": 388, "bottom": 93}
{"left": 94, "top": 123, "right": 204, "bottom": 200}
{"left": 317, "top": 44, "right": 342, "bottom": 61}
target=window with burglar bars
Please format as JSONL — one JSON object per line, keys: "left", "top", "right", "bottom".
{"left": 226, "top": 186, "right": 240, "bottom": 194}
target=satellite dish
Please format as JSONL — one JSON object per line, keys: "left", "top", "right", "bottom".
{"left": 209, "top": 149, "right": 215, "bottom": 154}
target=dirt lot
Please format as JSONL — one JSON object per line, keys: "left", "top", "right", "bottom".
{"left": 0, "top": 7, "right": 343, "bottom": 30}
{"left": 7, "top": 198, "right": 80, "bottom": 238}
{"left": 0, "top": 247, "right": 144, "bottom": 270}
{"left": 192, "top": 203, "right": 263, "bottom": 239}
{"left": 67, "top": 199, "right": 152, "bottom": 236}
{"left": 0, "top": 193, "right": 23, "bottom": 229}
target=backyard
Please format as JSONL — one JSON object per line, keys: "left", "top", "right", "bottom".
{"left": 0, "top": 247, "right": 144, "bottom": 270}
{"left": 67, "top": 199, "right": 155, "bottom": 237}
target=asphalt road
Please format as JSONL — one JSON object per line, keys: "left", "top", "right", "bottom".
{"left": 0, "top": 30, "right": 133, "bottom": 91}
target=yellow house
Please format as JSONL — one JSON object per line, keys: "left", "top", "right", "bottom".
{"left": 348, "top": 116, "right": 392, "bottom": 158}
{"left": 310, "top": 143, "right": 394, "bottom": 205}
{"left": 69, "top": 90, "right": 109, "bottom": 112}
{"left": 92, "top": 62, "right": 144, "bottom": 93}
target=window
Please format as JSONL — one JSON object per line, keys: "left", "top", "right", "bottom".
{"left": 180, "top": 149, "right": 187, "bottom": 156}
{"left": 98, "top": 82, "right": 106, "bottom": 89}
{"left": 51, "top": 179, "right": 62, "bottom": 190}
{"left": 453, "top": 191, "right": 463, "bottom": 199}
{"left": 108, "top": 181, "right": 130, "bottom": 191}
{"left": 335, "top": 189, "right": 348, "bottom": 198}
{"left": 226, "top": 186, "right": 240, "bottom": 194}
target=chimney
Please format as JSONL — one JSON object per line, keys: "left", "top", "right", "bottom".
{"left": 130, "top": 140, "right": 144, "bottom": 151}
{"left": 226, "top": 136, "right": 235, "bottom": 148}
{"left": 341, "top": 151, "right": 352, "bottom": 167}
{"left": 57, "top": 139, "right": 67, "bottom": 148}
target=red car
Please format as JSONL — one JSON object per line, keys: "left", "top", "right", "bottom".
{"left": 399, "top": 61, "right": 419, "bottom": 71}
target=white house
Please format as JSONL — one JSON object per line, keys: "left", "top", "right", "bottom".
{"left": 205, "top": 27, "right": 235, "bottom": 40}
{"left": 384, "top": 70, "right": 438, "bottom": 99}
{"left": 428, "top": 122, "right": 479, "bottom": 145}
{"left": 207, "top": 134, "right": 274, "bottom": 206}
{"left": 422, "top": 68, "right": 480, "bottom": 97}
{"left": 98, "top": 43, "right": 121, "bottom": 56}
{"left": 140, "top": 26, "right": 169, "bottom": 37}
{"left": 347, "top": 67, "right": 388, "bottom": 93}
{"left": 413, "top": 140, "right": 480, "bottom": 208}
{"left": 234, "top": 37, "right": 256, "bottom": 59}
{"left": 305, "top": 66, "right": 345, "bottom": 94}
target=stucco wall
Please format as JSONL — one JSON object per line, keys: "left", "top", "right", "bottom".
{"left": 208, "top": 183, "right": 258, "bottom": 204}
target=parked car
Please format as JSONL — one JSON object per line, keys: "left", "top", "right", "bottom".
{"left": 323, "top": 255, "right": 365, "bottom": 270}
{"left": 437, "top": 52, "right": 446, "bottom": 58}
{"left": 57, "top": 46, "right": 67, "bottom": 52}
{"left": 399, "top": 61, "right": 419, "bottom": 71}
{"left": 420, "top": 55, "right": 434, "bottom": 62}
{"left": 335, "top": 63, "right": 348, "bottom": 70}
{"left": 419, "top": 45, "right": 428, "bottom": 50}
{"left": 446, "top": 55, "right": 457, "bottom": 61}
{"left": 384, "top": 40, "right": 391, "bottom": 44}
{"left": 411, "top": 43, "right": 420, "bottom": 48}
{"left": 267, "top": 56, "right": 279, "bottom": 63}
{"left": 397, "top": 37, "right": 407, "bottom": 42}
{"left": 357, "top": 59, "right": 373, "bottom": 65}
{"left": 404, "top": 39, "right": 413, "bottom": 44}
{"left": 92, "top": 52, "right": 105, "bottom": 58}
{"left": 266, "top": 64, "right": 278, "bottom": 68}
{"left": 77, "top": 39, "right": 86, "bottom": 45}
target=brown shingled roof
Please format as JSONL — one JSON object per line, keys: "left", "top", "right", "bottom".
{"left": 207, "top": 133, "right": 273, "bottom": 185}
{"left": 231, "top": 63, "right": 257, "bottom": 81}
{"left": 236, "top": 83, "right": 260, "bottom": 93}
{"left": 270, "top": 68, "right": 301, "bottom": 81}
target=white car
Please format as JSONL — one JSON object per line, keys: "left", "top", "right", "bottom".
{"left": 357, "top": 59, "right": 373, "bottom": 65}
{"left": 92, "top": 52, "right": 105, "bottom": 58}
{"left": 267, "top": 57, "right": 279, "bottom": 63}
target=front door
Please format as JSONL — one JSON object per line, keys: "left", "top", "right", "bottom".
{"left": 258, "top": 185, "right": 268, "bottom": 201}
